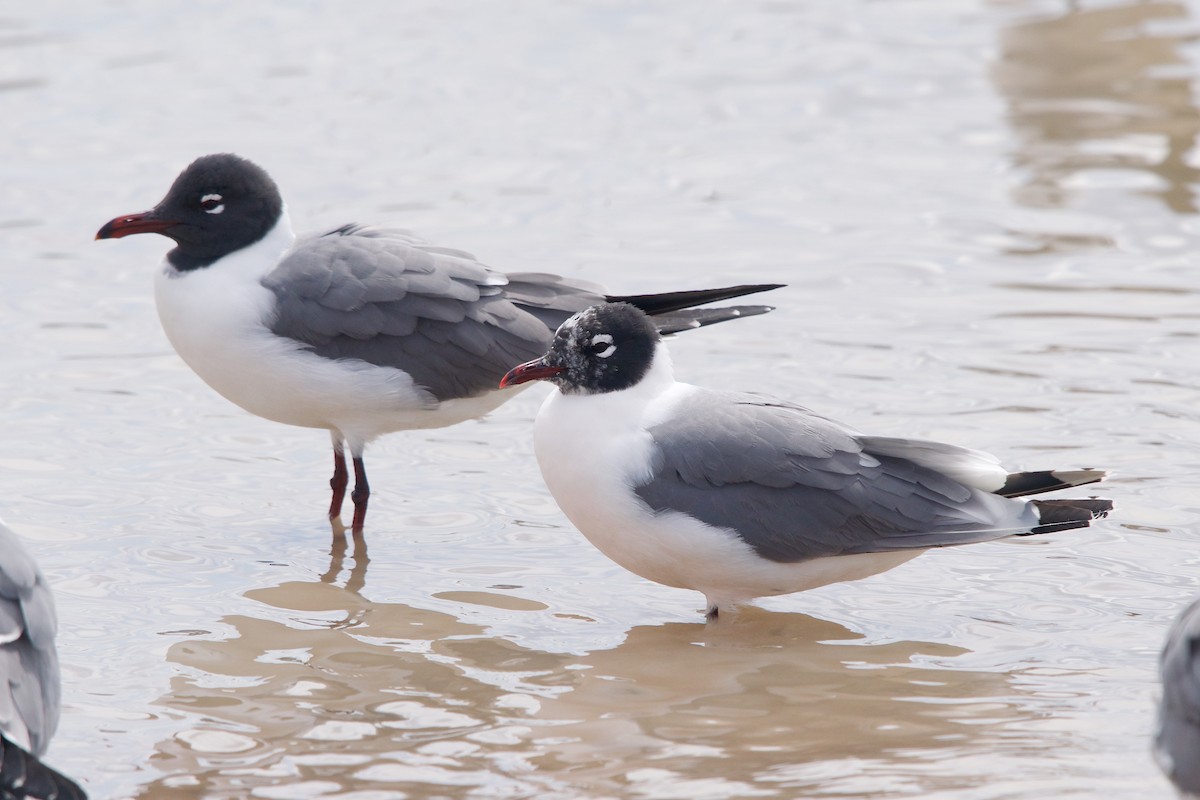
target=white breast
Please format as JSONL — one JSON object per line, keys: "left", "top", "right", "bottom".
{"left": 532, "top": 354, "right": 924, "bottom": 609}
{"left": 153, "top": 215, "right": 296, "bottom": 414}
{"left": 533, "top": 355, "right": 751, "bottom": 591}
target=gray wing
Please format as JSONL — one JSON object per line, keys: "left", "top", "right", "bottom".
{"left": 501, "top": 272, "right": 607, "bottom": 329}
{"left": 264, "top": 226, "right": 603, "bottom": 402}
{"left": 1157, "top": 598, "right": 1200, "bottom": 794}
{"left": 0, "top": 519, "right": 60, "bottom": 757}
{"left": 633, "top": 390, "right": 1039, "bottom": 563}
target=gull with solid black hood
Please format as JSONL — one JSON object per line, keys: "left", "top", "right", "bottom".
{"left": 97, "top": 154, "right": 781, "bottom": 533}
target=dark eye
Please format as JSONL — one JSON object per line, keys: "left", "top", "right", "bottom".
{"left": 588, "top": 333, "right": 616, "bottom": 358}
{"left": 200, "top": 193, "right": 225, "bottom": 214}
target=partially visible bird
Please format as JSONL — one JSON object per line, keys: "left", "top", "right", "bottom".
{"left": 96, "top": 153, "right": 780, "bottom": 532}
{"left": 500, "top": 303, "right": 1113, "bottom": 620}
{"left": 0, "top": 517, "right": 86, "bottom": 799}
{"left": 1156, "top": 597, "right": 1200, "bottom": 797}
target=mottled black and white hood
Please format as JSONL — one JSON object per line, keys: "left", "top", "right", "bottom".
{"left": 500, "top": 303, "right": 661, "bottom": 395}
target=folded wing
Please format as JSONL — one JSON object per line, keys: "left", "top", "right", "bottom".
{"left": 0, "top": 521, "right": 60, "bottom": 758}
{"left": 633, "top": 391, "right": 1043, "bottom": 563}
{"left": 263, "top": 226, "right": 561, "bottom": 402}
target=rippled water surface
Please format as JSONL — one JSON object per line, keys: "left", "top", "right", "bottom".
{"left": 3, "top": 1, "right": 1199, "bottom": 797}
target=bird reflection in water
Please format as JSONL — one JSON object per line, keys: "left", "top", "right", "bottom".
{"left": 132, "top": 537, "right": 1080, "bottom": 799}
{"left": 319, "top": 527, "right": 368, "bottom": 594}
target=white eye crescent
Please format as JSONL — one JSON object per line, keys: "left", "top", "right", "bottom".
{"left": 200, "top": 193, "right": 225, "bottom": 214}
{"left": 589, "top": 333, "right": 615, "bottom": 358}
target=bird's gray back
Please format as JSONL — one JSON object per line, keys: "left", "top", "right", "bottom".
{"left": 633, "top": 390, "right": 1038, "bottom": 563}
{"left": 263, "top": 227, "right": 605, "bottom": 402}
{"left": 0, "top": 520, "right": 60, "bottom": 757}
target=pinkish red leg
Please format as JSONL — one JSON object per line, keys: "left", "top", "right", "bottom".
{"left": 328, "top": 447, "right": 348, "bottom": 520}
{"left": 350, "top": 456, "right": 370, "bottom": 533}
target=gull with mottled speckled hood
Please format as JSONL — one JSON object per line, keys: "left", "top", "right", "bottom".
{"left": 501, "top": 303, "right": 1114, "bottom": 620}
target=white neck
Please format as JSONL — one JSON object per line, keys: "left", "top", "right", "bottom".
{"left": 154, "top": 208, "right": 298, "bottom": 385}
{"left": 539, "top": 344, "right": 684, "bottom": 440}
{"left": 165, "top": 206, "right": 297, "bottom": 282}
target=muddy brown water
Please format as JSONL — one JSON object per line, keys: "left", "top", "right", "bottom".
{"left": 1, "top": 1, "right": 1198, "bottom": 797}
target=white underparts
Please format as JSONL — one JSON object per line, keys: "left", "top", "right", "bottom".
{"left": 153, "top": 211, "right": 522, "bottom": 451}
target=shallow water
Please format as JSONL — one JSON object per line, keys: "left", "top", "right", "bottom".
{"left": 1, "top": 1, "right": 1198, "bottom": 797}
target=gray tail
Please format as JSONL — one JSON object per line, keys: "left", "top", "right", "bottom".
{"left": 651, "top": 304, "right": 776, "bottom": 335}
{"left": 0, "top": 733, "right": 88, "bottom": 799}
{"left": 997, "top": 468, "right": 1106, "bottom": 498}
{"left": 1025, "top": 498, "right": 1114, "bottom": 535}
{"left": 607, "top": 284, "right": 784, "bottom": 316}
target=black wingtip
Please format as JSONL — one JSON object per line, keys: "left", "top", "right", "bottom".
{"left": 0, "top": 733, "right": 87, "bottom": 799}
{"left": 607, "top": 283, "right": 785, "bottom": 316}
{"left": 1024, "top": 498, "right": 1114, "bottom": 535}
{"left": 997, "top": 469, "right": 1107, "bottom": 498}
{"left": 652, "top": 304, "right": 775, "bottom": 335}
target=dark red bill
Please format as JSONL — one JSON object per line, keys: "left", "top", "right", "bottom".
{"left": 95, "top": 210, "right": 179, "bottom": 240}
{"left": 499, "top": 358, "right": 564, "bottom": 388}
